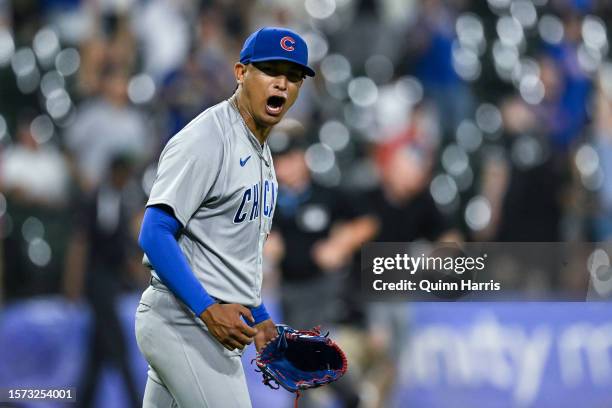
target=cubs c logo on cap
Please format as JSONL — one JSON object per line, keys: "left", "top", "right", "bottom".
{"left": 280, "top": 36, "right": 295, "bottom": 51}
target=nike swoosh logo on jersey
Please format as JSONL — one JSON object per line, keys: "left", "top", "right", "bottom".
{"left": 240, "top": 155, "right": 251, "bottom": 167}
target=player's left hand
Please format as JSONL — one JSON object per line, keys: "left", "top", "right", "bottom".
{"left": 254, "top": 319, "right": 277, "bottom": 353}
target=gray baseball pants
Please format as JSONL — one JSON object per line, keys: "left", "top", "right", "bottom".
{"left": 134, "top": 279, "right": 252, "bottom": 408}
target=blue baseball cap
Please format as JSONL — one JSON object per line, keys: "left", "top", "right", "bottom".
{"left": 240, "top": 27, "right": 315, "bottom": 77}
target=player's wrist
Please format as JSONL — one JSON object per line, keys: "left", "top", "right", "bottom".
{"left": 196, "top": 294, "right": 217, "bottom": 317}
{"left": 248, "top": 302, "right": 271, "bottom": 326}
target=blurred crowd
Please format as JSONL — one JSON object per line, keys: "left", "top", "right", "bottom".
{"left": 1, "top": 0, "right": 612, "bottom": 406}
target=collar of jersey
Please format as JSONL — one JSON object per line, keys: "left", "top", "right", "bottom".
{"left": 227, "top": 97, "right": 271, "bottom": 167}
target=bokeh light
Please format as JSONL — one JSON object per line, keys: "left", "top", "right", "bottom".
{"left": 519, "top": 74, "right": 545, "bottom": 105}
{"left": 475, "top": 103, "right": 503, "bottom": 134}
{"left": 305, "top": 143, "right": 336, "bottom": 174}
{"left": 488, "top": 0, "right": 511, "bottom": 13}
{"left": 452, "top": 43, "right": 481, "bottom": 81}
{"left": 305, "top": 0, "right": 336, "bottom": 20}
{"left": 0, "top": 114, "right": 7, "bottom": 141}
{"left": 442, "top": 144, "right": 470, "bottom": 177}
{"left": 28, "top": 238, "right": 52, "bottom": 267}
{"left": 33, "top": 28, "right": 60, "bottom": 68}
{"left": 493, "top": 40, "right": 519, "bottom": 81}
{"left": 11, "top": 47, "right": 36, "bottom": 77}
{"left": 582, "top": 16, "right": 608, "bottom": 53}
{"left": 497, "top": 16, "right": 524, "bottom": 48}
{"left": 303, "top": 31, "right": 329, "bottom": 64}
{"left": 394, "top": 76, "right": 423, "bottom": 106}
{"left": 21, "top": 217, "right": 45, "bottom": 243}
{"left": 0, "top": 193, "right": 6, "bottom": 217}
{"left": 128, "top": 74, "right": 156, "bottom": 105}
{"left": 17, "top": 68, "right": 41, "bottom": 94}
{"left": 456, "top": 13, "right": 486, "bottom": 55}
{"left": 430, "top": 174, "right": 459, "bottom": 206}
{"left": 319, "top": 120, "right": 350, "bottom": 152}
{"left": 30, "top": 115, "right": 55, "bottom": 144}
{"left": 321, "top": 54, "right": 351, "bottom": 83}
{"left": 577, "top": 43, "right": 603, "bottom": 73}
{"left": 40, "top": 71, "right": 65, "bottom": 98}
{"left": 575, "top": 144, "right": 599, "bottom": 178}
{"left": 510, "top": 1, "right": 538, "bottom": 29}
{"left": 538, "top": 15, "right": 564, "bottom": 44}
{"left": 54, "top": 48, "right": 80, "bottom": 77}
{"left": 465, "top": 196, "right": 492, "bottom": 231}
{"left": 348, "top": 77, "right": 378, "bottom": 107}
{"left": 511, "top": 135, "right": 544, "bottom": 169}
{"left": 45, "top": 89, "right": 72, "bottom": 120}
{"left": 456, "top": 119, "right": 483, "bottom": 153}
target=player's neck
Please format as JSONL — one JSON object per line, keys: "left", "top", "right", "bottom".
{"left": 232, "top": 92, "right": 271, "bottom": 145}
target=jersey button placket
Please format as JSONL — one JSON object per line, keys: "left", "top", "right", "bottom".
{"left": 256, "top": 155, "right": 264, "bottom": 298}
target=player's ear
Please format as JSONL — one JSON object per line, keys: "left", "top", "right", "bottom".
{"left": 234, "top": 63, "right": 247, "bottom": 86}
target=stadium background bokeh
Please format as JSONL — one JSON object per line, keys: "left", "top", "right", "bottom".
{"left": 1, "top": 0, "right": 612, "bottom": 407}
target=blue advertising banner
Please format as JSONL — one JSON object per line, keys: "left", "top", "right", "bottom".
{"left": 395, "top": 303, "right": 612, "bottom": 408}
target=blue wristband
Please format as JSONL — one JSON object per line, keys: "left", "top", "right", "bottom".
{"left": 248, "top": 302, "right": 271, "bottom": 326}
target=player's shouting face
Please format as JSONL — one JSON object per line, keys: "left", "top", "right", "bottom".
{"left": 235, "top": 60, "right": 305, "bottom": 129}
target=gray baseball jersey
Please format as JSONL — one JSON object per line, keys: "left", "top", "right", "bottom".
{"left": 144, "top": 98, "right": 277, "bottom": 307}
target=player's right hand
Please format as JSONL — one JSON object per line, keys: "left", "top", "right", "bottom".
{"left": 200, "top": 303, "right": 258, "bottom": 351}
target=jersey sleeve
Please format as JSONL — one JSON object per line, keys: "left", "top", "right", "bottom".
{"left": 146, "top": 125, "right": 224, "bottom": 227}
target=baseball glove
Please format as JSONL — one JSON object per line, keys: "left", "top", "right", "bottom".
{"left": 253, "top": 324, "right": 348, "bottom": 404}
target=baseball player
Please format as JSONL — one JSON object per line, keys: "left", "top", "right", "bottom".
{"left": 135, "top": 27, "right": 315, "bottom": 407}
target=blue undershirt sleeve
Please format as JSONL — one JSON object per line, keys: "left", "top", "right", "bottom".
{"left": 138, "top": 206, "right": 216, "bottom": 316}
{"left": 248, "top": 302, "right": 271, "bottom": 326}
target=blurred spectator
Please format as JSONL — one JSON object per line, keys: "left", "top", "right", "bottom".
{"left": 476, "top": 95, "right": 565, "bottom": 289}
{"left": 100, "top": 12, "right": 138, "bottom": 76}
{"left": 359, "top": 137, "right": 461, "bottom": 408}
{"left": 269, "top": 124, "right": 377, "bottom": 408}
{"left": 130, "top": 0, "right": 191, "bottom": 81}
{"left": 63, "top": 154, "right": 146, "bottom": 408}
{"left": 1, "top": 111, "right": 69, "bottom": 207}
{"left": 77, "top": 37, "right": 109, "bottom": 97}
{"left": 66, "top": 63, "right": 153, "bottom": 192}
{"left": 403, "top": 0, "right": 474, "bottom": 136}
{"left": 370, "top": 119, "right": 458, "bottom": 243}
{"left": 160, "top": 6, "right": 236, "bottom": 138}
{"left": 492, "top": 95, "right": 564, "bottom": 242}
{"left": 368, "top": 124, "right": 460, "bottom": 242}
{"left": 161, "top": 48, "right": 216, "bottom": 138}
{"left": 539, "top": 11, "right": 592, "bottom": 150}
{"left": 504, "top": 94, "right": 563, "bottom": 241}
{"left": 271, "top": 134, "right": 377, "bottom": 328}
{"left": 77, "top": 12, "right": 137, "bottom": 97}
{"left": 1, "top": 111, "right": 71, "bottom": 298}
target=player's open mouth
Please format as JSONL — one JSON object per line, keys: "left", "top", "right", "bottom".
{"left": 265, "top": 95, "right": 286, "bottom": 116}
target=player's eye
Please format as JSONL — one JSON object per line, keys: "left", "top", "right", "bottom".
{"left": 255, "top": 64, "right": 276, "bottom": 76}
{"left": 254, "top": 63, "right": 304, "bottom": 83}
{"left": 286, "top": 72, "right": 305, "bottom": 83}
